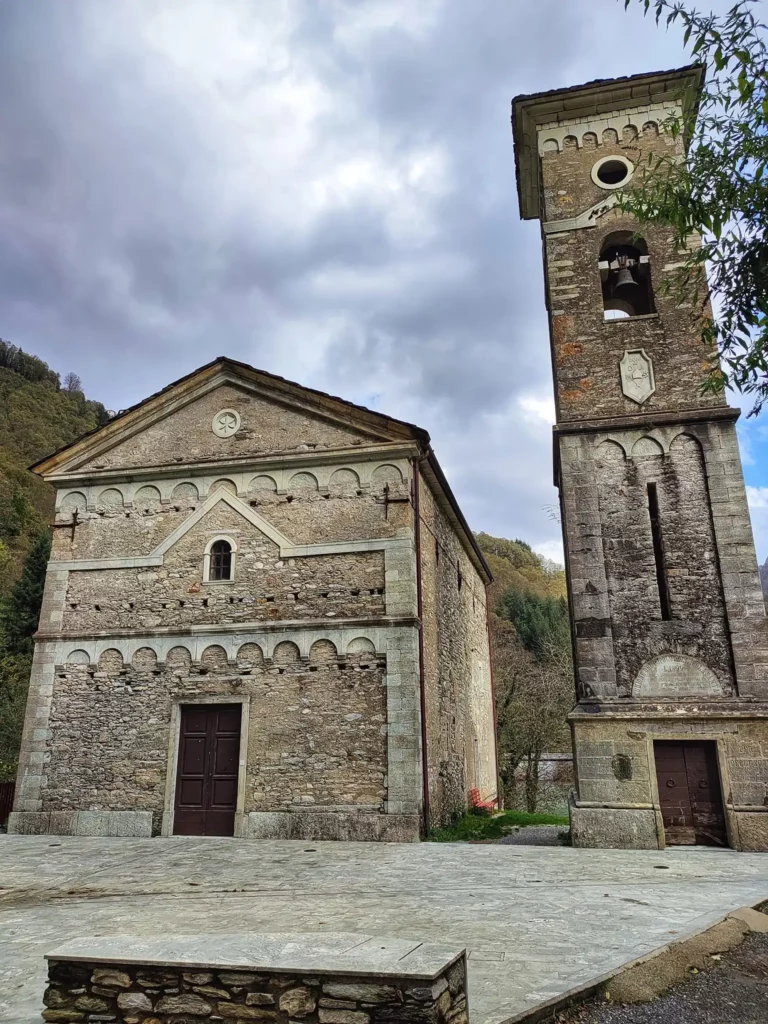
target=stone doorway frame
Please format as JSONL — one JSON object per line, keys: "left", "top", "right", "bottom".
{"left": 161, "top": 694, "right": 250, "bottom": 838}
{"left": 646, "top": 732, "right": 735, "bottom": 850}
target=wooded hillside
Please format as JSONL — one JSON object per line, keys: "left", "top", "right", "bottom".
{"left": 0, "top": 342, "right": 108, "bottom": 778}
{"left": 476, "top": 532, "right": 574, "bottom": 811}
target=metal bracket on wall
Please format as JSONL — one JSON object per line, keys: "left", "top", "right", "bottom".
{"left": 51, "top": 508, "right": 80, "bottom": 541}
{"left": 375, "top": 482, "right": 411, "bottom": 519}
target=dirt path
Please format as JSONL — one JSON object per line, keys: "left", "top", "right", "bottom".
{"left": 558, "top": 931, "right": 768, "bottom": 1024}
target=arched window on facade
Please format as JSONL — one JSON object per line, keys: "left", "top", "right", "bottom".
{"left": 598, "top": 232, "right": 655, "bottom": 320}
{"left": 205, "top": 538, "right": 235, "bottom": 582}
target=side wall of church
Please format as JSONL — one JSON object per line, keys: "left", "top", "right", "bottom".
{"left": 418, "top": 474, "right": 496, "bottom": 828}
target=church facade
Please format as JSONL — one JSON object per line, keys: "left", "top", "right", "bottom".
{"left": 513, "top": 66, "right": 768, "bottom": 851}
{"left": 9, "top": 359, "right": 497, "bottom": 841}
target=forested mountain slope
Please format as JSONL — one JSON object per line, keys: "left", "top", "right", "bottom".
{"left": 475, "top": 531, "right": 573, "bottom": 810}
{"left": 0, "top": 341, "right": 108, "bottom": 777}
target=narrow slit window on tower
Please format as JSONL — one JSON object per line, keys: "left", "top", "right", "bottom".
{"left": 647, "top": 482, "right": 671, "bottom": 620}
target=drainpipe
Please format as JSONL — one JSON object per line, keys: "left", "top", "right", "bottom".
{"left": 412, "top": 457, "right": 431, "bottom": 836}
{"left": 485, "top": 598, "right": 503, "bottom": 811}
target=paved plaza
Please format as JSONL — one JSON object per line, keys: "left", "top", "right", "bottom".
{"left": 1, "top": 837, "right": 767, "bottom": 1024}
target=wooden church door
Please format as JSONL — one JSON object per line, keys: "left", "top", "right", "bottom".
{"left": 654, "top": 740, "right": 727, "bottom": 847}
{"left": 173, "top": 704, "right": 241, "bottom": 836}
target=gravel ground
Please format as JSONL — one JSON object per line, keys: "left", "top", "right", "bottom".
{"left": 556, "top": 931, "right": 768, "bottom": 1024}
{"left": 498, "top": 825, "right": 567, "bottom": 846}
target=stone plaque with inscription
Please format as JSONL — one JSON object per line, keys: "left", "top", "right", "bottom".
{"left": 633, "top": 654, "right": 722, "bottom": 697}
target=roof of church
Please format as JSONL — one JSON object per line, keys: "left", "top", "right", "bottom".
{"left": 32, "top": 356, "right": 492, "bottom": 582}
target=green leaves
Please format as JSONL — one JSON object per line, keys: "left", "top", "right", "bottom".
{"left": 0, "top": 531, "right": 52, "bottom": 658}
{"left": 0, "top": 531, "right": 51, "bottom": 778}
{"left": 498, "top": 586, "right": 570, "bottom": 660}
{"left": 621, "top": 0, "right": 768, "bottom": 412}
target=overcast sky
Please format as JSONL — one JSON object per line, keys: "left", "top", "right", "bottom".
{"left": 2, "top": 0, "right": 767, "bottom": 565}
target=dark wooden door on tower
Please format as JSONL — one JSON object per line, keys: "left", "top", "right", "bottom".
{"left": 654, "top": 740, "right": 727, "bottom": 847}
{"left": 173, "top": 704, "right": 241, "bottom": 836}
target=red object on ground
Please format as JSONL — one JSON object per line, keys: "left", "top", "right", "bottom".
{"left": 469, "top": 787, "right": 495, "bottom": 811}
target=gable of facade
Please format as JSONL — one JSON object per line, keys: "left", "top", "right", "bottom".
{"left": 34, "top": 359, "right": 427, "bottom": 479}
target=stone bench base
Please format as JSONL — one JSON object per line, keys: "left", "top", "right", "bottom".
{"left": 43, "top": 933, "right": 467, "bottom": 1024}
{"left": 8, "top": 811, "right": 152, "bottom": 838}
{"left": 246, "top": 812, "right": 420, "bottom": 843}
{"left": 9, "top": 810, "right": 421, "bottom": 843}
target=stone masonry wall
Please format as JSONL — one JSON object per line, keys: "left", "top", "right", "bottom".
{"left": 51, "top": 465, "right": 412, "bottom": 562}
{"left": 595, "top": 432, "right": 733, "bottom": 694}
{"left": 42, "top": 642, "right": 387, "bottom": 830}
{"left": 418, "top": 474, "right": 496, "bottom": 827}
{"left": 540, "top": 123, "right": 724, "bottom": 422}
{"left": 561, "top": 419, "right": 768, "bottom": 700}
{"left": 43, "top": 956, "right": 469, "bottom": 1024}
{"left": 61, "top": 503, "right": 386, "bottom": 634}
{"left": 572, "top": 713, "right": 768, "bottom": 849}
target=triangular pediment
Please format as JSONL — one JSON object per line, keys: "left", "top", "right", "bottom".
{"left": 153, "top": 489, "right": 295, "bottom": 558}
{"left": 33, "top": 359, "right": 428, "bottom": 478}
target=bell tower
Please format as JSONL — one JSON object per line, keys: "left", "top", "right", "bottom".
{"left": 512, "top": 67, "right": 768, "bottom": 851}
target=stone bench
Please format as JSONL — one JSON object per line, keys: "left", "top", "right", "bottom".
{"left": 43, "top": 932, "right": 468, "bottom": 1024}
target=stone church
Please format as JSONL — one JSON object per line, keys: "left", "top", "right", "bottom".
{"left": 9, "top": 359, "right": 497, "bottom": 841}
{"left": 513, "top": 65, "right": 768, "bottom": 851}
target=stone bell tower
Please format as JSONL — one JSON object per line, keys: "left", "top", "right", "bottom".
{"left": 512, "top": 67, "right": 768, "bottom": 851}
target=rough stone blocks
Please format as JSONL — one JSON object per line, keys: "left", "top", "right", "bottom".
{"left": 8, "top": 810, "right": 152, "bottom": 838}
{"left": 570, "top": 800, "right": 659, "bottom": 850}
{"left": 734, "top": 812, "right": 768, "bottom": 853}
{"left": 246, "top": 811, "right": 421, "bottom": 843}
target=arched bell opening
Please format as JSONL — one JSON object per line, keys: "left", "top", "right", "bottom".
{"left": 599, "top": 232, "right": 655, "bottom": 319}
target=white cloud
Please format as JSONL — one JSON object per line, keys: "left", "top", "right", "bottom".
{"left": 533, "top": 539, "right": 565, "bottom": 566}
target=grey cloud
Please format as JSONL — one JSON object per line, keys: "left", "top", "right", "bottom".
{"left": 0, "top": 0, "right": 728, "bottom": 558}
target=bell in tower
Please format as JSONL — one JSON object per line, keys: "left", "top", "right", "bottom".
{"left": 512, "top": 67, "right": 768, "bottom": 852}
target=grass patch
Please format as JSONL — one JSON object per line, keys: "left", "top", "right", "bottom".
{"left": 428, "top": 809, "right": 569, "bottom": 843}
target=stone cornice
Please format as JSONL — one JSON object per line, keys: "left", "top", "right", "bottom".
{"left": 554, "top": 405, "right": 739, "bottom": 437}
{"left": 43, "top": 441, "right": 421, "bottom": 488}
{"left": 569, "top": 699, "right": 768, "bottom": 720}
{"left": 35, "top": 614, "right": 420, "bottom": 643}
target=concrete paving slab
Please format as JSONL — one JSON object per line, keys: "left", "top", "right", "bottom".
{"left": 0, "top": 837, "right": 767, "bottom": 1024}
{"left": 47, "top": 931, "right": 464, "bottom": 979}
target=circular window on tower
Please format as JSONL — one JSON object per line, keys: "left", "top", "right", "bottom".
{"left": 591, "top": 155, "right": 634, "bottom": 190}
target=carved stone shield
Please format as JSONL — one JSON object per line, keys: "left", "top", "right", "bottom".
{"left": 620, "top": 348, "right": 655, "bottom": 404}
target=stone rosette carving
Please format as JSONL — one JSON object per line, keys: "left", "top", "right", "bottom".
{"left": 620, "top": 348, "right": 655, "bottom": 404}
{"left": 212, "top": 408, "right": 241, "bottom": 437}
